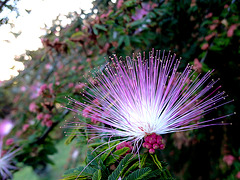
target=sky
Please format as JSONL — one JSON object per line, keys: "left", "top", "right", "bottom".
{"left": 0, "top": 0, "right": 93, "bottom": 81}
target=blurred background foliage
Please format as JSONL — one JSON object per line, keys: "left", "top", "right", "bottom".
{"left": 0, "top": 0, "right": 240, "bottom": 179}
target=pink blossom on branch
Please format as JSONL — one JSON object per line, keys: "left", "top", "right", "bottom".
{"left": 223, "top": 154, "right": 235, "bottom": 166}
{"left": 0, "top": 120, "right": 13, "bottom": 137}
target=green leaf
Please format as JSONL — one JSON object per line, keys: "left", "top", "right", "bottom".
{"left": 105, "top": 147, "right": 130, "bottom": 166}
{"left": 92, "top": 169, "right": 102, "bottom": 180}
{"left": 140, "top": 153, "right": 148, "bottom": 168}
{"left": 124, "top": 35, "right": 130, "bottom": 46}
{"left": 150, "top": 154, "right": 162, "bottom": 171}
{"left": 122, "top": 161, "right": 139, "bottom": 178}
{"left": 124, "top": 0, "right": 136, "bottom": 7}
{"left": 144, "top": 169, "right": 161, "bottom": 179}
{"left": 124, "top": 167, "right": 151, "bottom": 180}
{"left": 86, "top": 150, "right": 99, "bottom": 168}
{"left": 93, "top": 26, "right": 98, "bottom": 35}
{"left": 71, "top": 31, "right": 84, "bottom": 38}
{"left": 94, "top": 24, "right": 107, "bottom": 31}
{"left": 105, "top": 20, "right": 115, "bottom": 25}
{"left": 100, "top": 141, "right": 120, "bottom": 162}
{"left": 118, "top": 36, "right": 124, "bottom": 47}
{"left": 63, "top": 166, "right": 97, "bottom": 178}
{"left": 127, "top": 19, "right": 144, "bottom": 28}
{"left": 64, "top": 129, "right": 78, "bottom": 145}
{"left": 108, "top": 154, "right": 137, "bottom": 180}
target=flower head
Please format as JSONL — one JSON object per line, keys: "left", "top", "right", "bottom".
{"left": 0, "top": 120, "right": 19, "bottom": 179}
{"left": 65, "top": 50, "right": 233, "bottom": 152}
{"left": 0, "top": 148, "right": 19, "bottom": 179}
{"left": 0, "top": 120, "right": 13, "bottom": 137}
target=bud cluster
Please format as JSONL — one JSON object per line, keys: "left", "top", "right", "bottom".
{"left": 116, "top": 141, "right": 133, "bottom": 153}
{"left": 142, "top": 133, "right": 165, "bottom": 154}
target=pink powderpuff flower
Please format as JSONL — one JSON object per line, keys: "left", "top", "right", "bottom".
{"left": 0, "top": 120, "right": 13, "bottom": 137}
{"left": 223, "top": 155, "right": 235, "bottom": 166}
{"left": 0, "top": 147, "right": 20, "bottom": 179}
{"left": 29, "top": 102, "right": 38, "bottom": 113}
{"left": 0, "top": 120, "right": 19, "bottom": 179}
{"left": 65, "top": 50, "right": 233, "bottom": 166}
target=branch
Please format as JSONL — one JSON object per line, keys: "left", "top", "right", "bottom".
{"left": 0, "top": 0, "right": 11, "bottom": 12}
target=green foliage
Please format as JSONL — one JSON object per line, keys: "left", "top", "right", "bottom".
{"left": 62, "top": 142, "right": 173, "bottom": 180}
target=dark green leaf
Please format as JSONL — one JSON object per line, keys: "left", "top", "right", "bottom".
{"left": 108, "top": 154, "right": 137, "bottom": 180}
{"left": 105, "top": 147, "right": 130, "bottom": 166}
{"left": 94, "top": 24, "right": 107, "bottom": 31}
{"left": 124, "top": 167, "right": 151, "bottom": 180}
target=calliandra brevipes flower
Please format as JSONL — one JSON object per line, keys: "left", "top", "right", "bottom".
{"left": 64, "top": 50, "right": 234, "bottom": 154}
{"left": 0, "top": 120, "right": 19, "bottom": 179}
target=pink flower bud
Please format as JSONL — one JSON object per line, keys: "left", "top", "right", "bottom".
{"left": 201, "top": 43, "right": 209, "bottom": 50}
{"left": 149, "top": 148, "right": 155, "bottom": 154}
{"left": 153, "top": 143, "right": 159, "bottom": 149}
{"left": 142, "top": 142, "right": 147, "bottom": 148}
{"left": 144, "top": 136, "right": 150, "bottom": 143}
{"left": 148, "top": 136, "right": 157, "bottom": 144}
{"left": 145, "top": 143, "right": 152, "bottom": 149}
{"left": 159, "top": 144, "right": 165, "bottom": 150}
{"left": 157, "top": 135, "right": 163, "bottom": 144}
{"left": 116, "top": 142, "right": 125, "bottom": 150}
